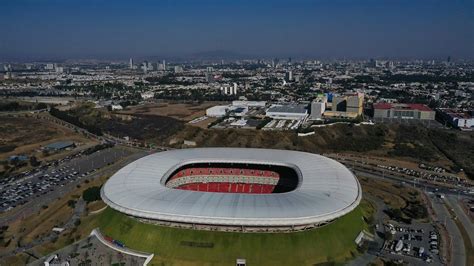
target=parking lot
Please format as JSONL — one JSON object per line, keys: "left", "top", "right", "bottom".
{"left": 0, "top": 146, "right": 133, "bottom": 213}
{"left": 382, "top": 222, "right": 442, "bottom": 265}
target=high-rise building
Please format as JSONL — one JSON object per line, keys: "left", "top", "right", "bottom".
{"left": 332, "top": 96, "right": 347, "bottom": 112}
{"left": 174, "top": 66, "right": 183, "bottom": 73}
{"left": 162, "top": 60, "right": 166, "bottom": 70}
{"left": 310, "top": 96, "right": 327, "bottom": 120}
{"left": 368, "top": 58, "right": 377, "bottom": 68}
{"left": 45, "top": 63, "right": 54, "bottom": 70}
{"left": 233, "top": 83, "right": 238, "bottom": 95}
{"left": 129, "top": 58, "right": 134, "bottom": 69}
{"left": 55, "top": 65, "right": 64, "bottom": 73}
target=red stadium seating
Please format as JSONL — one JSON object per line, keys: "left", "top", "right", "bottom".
{"left": 169, "top": 167, "right": 279, "bottom": 181}
{"left": 174, "top": 181, "right": 276, "bottom": 194}
{"left": 169, "top": 167, "right": 279, "bottom": 194}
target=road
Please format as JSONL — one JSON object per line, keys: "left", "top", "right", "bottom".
{"left": 347, "top": 194, "right": 388, "bottom": 266}
{"left": 429, "top": 195, "right": 466, "bottom": 266}
{"left": 332, "top": 155, "right": 474, "bottom": 197}
{"left": 352, "top": 168, "right": 474, "bottom": 200}
{"left": 445, "top": 195, "right": 474, "bottom": 246}
{"left": 354, "top": 168, "right": 468, "bottom": 265}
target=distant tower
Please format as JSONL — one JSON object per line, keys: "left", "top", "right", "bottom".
{"left": 233, "top": 83, "right": 238, "bottom": 95}
{"left": 162, "top": 60, "right": 166, "bottom": 70}
{"left": 129, "top": 58, "right": 133, "bottom": 69}
{"left": 368, "top": 58, "right": 377, "bottom": 68}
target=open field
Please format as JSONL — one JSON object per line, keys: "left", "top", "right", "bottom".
{"left": 0, "top": 115, "right": 97, "bottom": 169}
{"left": 359, "top": 176, "right": 429, "bottom": 223}
{"left": 93, "top": 205, "right": 368, "bottom": 266}
{"left": 359, "top": 177, "right": 411, "bottom": 209}
{"left": 117, "top": 102, "right": 222, "bottom": 121}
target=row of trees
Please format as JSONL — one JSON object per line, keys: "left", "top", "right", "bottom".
{"left": 49, "top": 107, "right": 103, "bottom": 136}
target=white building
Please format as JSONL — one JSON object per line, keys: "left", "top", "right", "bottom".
{"left": 45, "top": 63, "right": 54, "bottom": 70}
{"left": 206, "top": 105, "right": 229, "bottom": 117}
{"left": 309, "top": 96, "right": 327, "bottom": 120}
{"left": 221, "top": 84, "right": 238, "bottom": 95}
{"left": 266, "top": 104, "right": 308, "bottom": 120}
{"left": 111, "top": 104, "right": 123, "bottom": 111}
{"left": 141, "top": 92, "right": 155, "bottom": 100}
{"left": 174, "top": 66, "right": 183, "bottom": 73}
{"left": 232, "top": 101, "right": 266, "bottom": 108}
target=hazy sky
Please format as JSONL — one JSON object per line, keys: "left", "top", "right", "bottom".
{"left": 1, "top": 0, "right": 473, "bottom": 60}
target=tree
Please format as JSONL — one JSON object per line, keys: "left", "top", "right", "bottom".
{"left": 29, "top": 156, "right": 40, "bottom": 167}
{"left": 82, "top": 186, "right": 101, "bottom": 203}
{"left": 67, "top": 200, "right": 76, "bottom": 209}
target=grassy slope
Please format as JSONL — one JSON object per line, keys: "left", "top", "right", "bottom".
{"left": 97, "top": 206, "right": 366, "bottom": 266}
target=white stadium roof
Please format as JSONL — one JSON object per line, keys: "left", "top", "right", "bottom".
{"left": 101, "top": 148, "right": 361, "bottom": 227}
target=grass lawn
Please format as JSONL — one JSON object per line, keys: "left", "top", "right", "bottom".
{"left": 97, "top": 206, "right": 367, "bottom": 266}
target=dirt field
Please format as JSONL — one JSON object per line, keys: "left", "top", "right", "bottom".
{"left": 117, "top": 102, "right": 224, "bottom": 121}
{"left": 189, "top": 116, "right": 218, "bottom": 129}
{"left": 0, "top": 115, "right": 97, "bottom": 170}
{"left": 359, "top": 177, "right": 410, "bottom": 209}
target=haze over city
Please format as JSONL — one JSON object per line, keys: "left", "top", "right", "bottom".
{"left": 1, "top": 0, "right": 473, "bottom": 60}
{"left": 1, "top": 1, "right": 473, "bottom": 266}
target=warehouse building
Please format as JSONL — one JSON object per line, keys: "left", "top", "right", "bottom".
{"left": 206, "top": 105, "right": 229, "bottom": 117}
{"left": 44, "top": 141, "right": 76, "bottom": 151}
{"left": 266, "top": 104, "right": 308, "bottom": 120}
{"left": 373, "top": 103, "right": 435, "bottom": 120}
{"left": 437, "top": 108, "right": 474, "bottom": 130}
{"left": 232, "top": 101, "right": 266, "bottom": 108}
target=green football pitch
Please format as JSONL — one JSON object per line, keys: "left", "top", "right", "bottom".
{"left": 96, "top": 205, "right": 368, "bottom": 266}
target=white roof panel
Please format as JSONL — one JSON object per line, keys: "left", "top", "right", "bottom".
{"left": 102, "top": 148, "right": 361, "bottom": 227}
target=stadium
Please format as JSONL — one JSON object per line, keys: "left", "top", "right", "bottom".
{"left": 101, "top": 148, "right": 362, "bottom": 232}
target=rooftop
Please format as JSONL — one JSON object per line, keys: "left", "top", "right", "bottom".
{"left": 374, "top": 103, "right": 433, "bottom": 112}
{"left": 101, "top": 148, "right": 361, "bottom": 227}
{"left": 267, "top": 104, "right": 308, "bottom": 114}
{"left": 44, "top": 141, "right": 75, "bottom": 150}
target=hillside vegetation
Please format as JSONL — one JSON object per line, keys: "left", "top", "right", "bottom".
{"left": 53, "top": 104, "right": 474, "bottom": 179}
{"left": 170, "top": 124, "right": 473, "bottom": 179}
{"left": 98, "top": 206, "right": 368, "bottom": 266}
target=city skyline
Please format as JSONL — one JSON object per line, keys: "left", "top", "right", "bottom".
{"left": 1, "top": 0, "right": 473, "bottom": 60}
